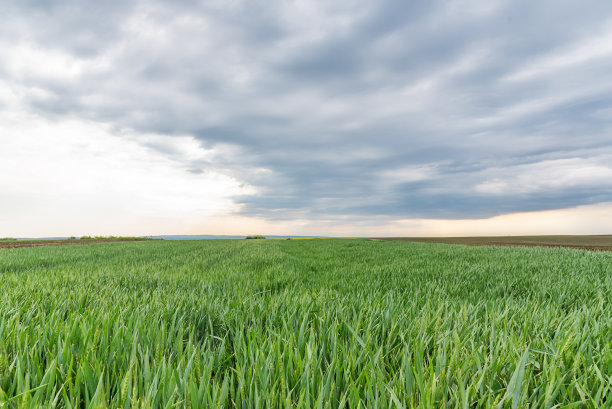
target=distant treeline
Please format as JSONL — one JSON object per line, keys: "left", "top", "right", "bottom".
{"left": 245, "top": 235, "right": 266, "bottom": 239}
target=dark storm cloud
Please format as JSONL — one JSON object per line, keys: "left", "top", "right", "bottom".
{"left": 3, "top": 0, "right": 612, "bottom": 220}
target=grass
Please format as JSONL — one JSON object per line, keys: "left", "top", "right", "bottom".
{"left": 0, "top": 239, "right": 610, "bottom": 408}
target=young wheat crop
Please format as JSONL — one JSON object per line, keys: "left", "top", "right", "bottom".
{"left": 0, "top": 239, "right": 610, "bottom": 408}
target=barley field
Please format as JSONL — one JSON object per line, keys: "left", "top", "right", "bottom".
{"left": 0, "top": 239, "right": 610, "bottom": 408}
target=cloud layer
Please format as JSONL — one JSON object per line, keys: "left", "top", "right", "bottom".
{"left": 2, "top": 0, "right": 612, "bottom": 226}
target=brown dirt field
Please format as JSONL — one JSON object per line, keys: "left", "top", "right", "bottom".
{"left": 379, "top": 235, "right": 612, "bottom": 251}
{"left": 0, "top": 239, "right": 145, "bottom": 250}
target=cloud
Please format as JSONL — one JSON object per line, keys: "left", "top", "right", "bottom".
{"left": 2, "top": 0, "right": 612, "bottom": 229}
{"left": 0, "top": 112, "right": 251, "bottom": 237}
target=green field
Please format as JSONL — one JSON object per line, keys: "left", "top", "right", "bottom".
{"left": 0, "top": 239, "right": 610, "bottom": 408}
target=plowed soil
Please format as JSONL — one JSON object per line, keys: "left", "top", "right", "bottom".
{"left": 380, "top": 235, "right": 612, "bottom": 251}
{"left": 0, "top": 240, "right": 144, "bottom": 249}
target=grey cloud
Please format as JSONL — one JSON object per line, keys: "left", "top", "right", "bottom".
{"left": 1, "top": 0, "right": 134, "bottom": 57}
{"left": 4, "top": 0, "right": 612, "bottom": 221}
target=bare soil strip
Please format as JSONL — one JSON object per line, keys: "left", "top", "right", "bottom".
{"left": 0, "top": 239, "right": 146, "bottom": 249}
{"left": 380, "top": 235, "right": 612, "bottom": 251}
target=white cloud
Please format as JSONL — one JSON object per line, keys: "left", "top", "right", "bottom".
{"left": 474, "top": 158, "right": 612, "bottom": 195}
{"left": 505, "top": 23, "right": 612, "bottom": 82}
{"left": 378, "top": 164, "right": 439, "bottom": 185}
{"left": 0, "top": 112, "right": 252, "bottom": 237}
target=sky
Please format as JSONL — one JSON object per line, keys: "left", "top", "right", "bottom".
{"left": 1, "top": 0, "right": 612, "bottom": 237}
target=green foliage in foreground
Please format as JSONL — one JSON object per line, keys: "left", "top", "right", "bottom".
{"left": 0, "top": 239, "right": 610, "bottom": 408}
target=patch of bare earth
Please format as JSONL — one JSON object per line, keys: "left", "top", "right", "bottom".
{"left": 0, "top": 240, "right": 145, "bottom": 250}
{"left": 379, "top": 235, "right": 612, "bottom": 251}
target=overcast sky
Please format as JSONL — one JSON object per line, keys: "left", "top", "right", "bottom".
{"left": 2, "top": 0, "right": 612, "bottom": 237}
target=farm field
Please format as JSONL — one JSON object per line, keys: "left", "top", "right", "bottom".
{"left": 0, "top": 239, "right": 610, "bottom": 408}
{"left": 382, "top": 235, "right": 612, "bottom": 251}
{"left": 0, "top": 238, "right": 147, "bottom": 250}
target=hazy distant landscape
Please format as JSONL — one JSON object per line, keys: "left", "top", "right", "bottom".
{"left": 4, "top": 234, "right": 612, "bottom": 250}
